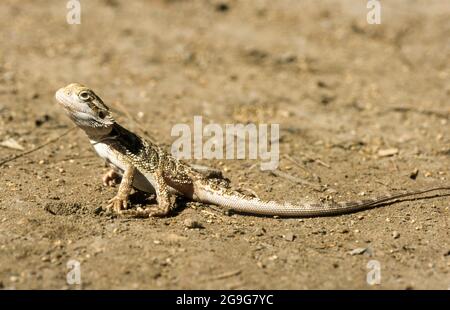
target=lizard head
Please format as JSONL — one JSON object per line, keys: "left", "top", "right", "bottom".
{"left": 55, "top": 83, "right": 115, "bottom": 131}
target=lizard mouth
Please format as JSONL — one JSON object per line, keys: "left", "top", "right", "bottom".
{"left": 55, "top": 88, "right": 69, "bottom": 104}
{"left": 55, "top": 88, "right": 80, "bottom": 114}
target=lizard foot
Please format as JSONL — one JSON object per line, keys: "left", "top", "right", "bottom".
{"left": 102, "top": 169, "right": 121, "bottom": 187}
{"left": 147, "top": 204, "right": 171, "bottom": 218}
{"left": 105, "top": 195, "right": 129, "bottom": 214}
{"left": 119, "top": 207, "right": 153, "bottom": 218}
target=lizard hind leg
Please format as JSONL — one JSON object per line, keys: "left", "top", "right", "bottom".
{"left": 146, "top": 171, "right": 173, "bottom": 217}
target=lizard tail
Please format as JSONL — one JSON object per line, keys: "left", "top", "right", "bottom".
{"left": 193, "top": 181, "right": 450, "bottom": 217}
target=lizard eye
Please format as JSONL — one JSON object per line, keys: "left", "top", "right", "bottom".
{"left": 79, "top": 91, "right": 90, "bottom": 101}
{"left": 98, "top": 111, "right": 106, "bottom": 119}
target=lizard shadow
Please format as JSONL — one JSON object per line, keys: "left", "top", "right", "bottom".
{"left": 127, "top": 191, "right": 191, "bottom": 217}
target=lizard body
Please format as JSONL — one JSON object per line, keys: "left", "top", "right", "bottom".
{"left": 55, "top": 83, "right": 449, "bottom": 217}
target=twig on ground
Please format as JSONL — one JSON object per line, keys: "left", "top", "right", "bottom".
{"left": 210, "top": 270, "right": 242, "bottom": 281}
{"left": 268, "top": 169, "right": 323, "bottom": 192}
{"left": 386, "top": 107, "right": 450, "bottom": 120}
{"left": 299, "top": 152, "right": 331, "bottom": 168}
{"left": 0, "top": 127, "right": 77, "bottom": 167}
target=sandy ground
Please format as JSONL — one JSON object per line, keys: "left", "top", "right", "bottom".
{"left": 0, "top": 0, "right": 449, "bottom": 289}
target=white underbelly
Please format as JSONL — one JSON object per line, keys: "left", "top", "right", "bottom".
{"left": 91, "top": 141, "right": 156, "bottom": 193}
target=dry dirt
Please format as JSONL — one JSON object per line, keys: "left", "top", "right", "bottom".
{"left": 0, "top": 0, "right": 449, "bottom": 289}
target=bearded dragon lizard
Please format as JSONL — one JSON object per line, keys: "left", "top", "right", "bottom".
{"left": 55, "top": 83, "right": 449, "bottom": 217}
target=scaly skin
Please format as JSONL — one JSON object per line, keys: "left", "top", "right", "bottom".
{"left": 55, "top": 83, "right": 450, "bottom": 218}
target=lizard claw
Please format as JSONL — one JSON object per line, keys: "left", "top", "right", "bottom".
{"left": 102, "top": 170, "right": 120, "bottom": 187}
{"left": 119, "top": 207, "right": 152, "bottom": 218}
{"left": 117, "top": 206, "right": 171, "bottom": 218}
{"left": 147, "top": 204, "right": 171, "bottom": 218}
{"left": 105, "top": 196, "right": 129, "bottom": 214}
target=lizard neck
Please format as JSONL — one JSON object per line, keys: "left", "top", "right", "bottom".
{"left": 80, "top": 124, "right": 114, "bottom": 142}
{"left": 86, "top": 123, "right": 145, "bottom": 154}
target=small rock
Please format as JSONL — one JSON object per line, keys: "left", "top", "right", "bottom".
{"left": 41, "top": 256, "right": 50, "bottom": 262}
{"left": 9, "top": 276, "right": 18, "bottom": 283}
{"left": 392, "top": 231, "right": 400, "bottom": 239}
{"left": 378, "top": 148, "right": 399, "bottom": 157}
{"left": 35, "top": 114, "right": 51, "bottom": 127}
{"left": 276, "top": 52, "right": 297, "bottom": 64}
{"left": 165, "top": 233, "right": 187, "bottom": 243}
{"left": 284, "top": 232, "right": 295, "bottom": 242}
{"left": 30, "top": 92, "right": 40, "bottom": 100}
{"left": 349, "top": 247, "right": 367, "bottom": 256}
{"left": 443, "top": 250, "right": 450, "bottom": 257}
{"left": 409, "top": 168, "right": 419, "bottom": 180}
{"left": 0, "top": 138, "right": 24, "bottom": 151}
{"left": 93, "top": 207, "right": 103, "bottom": 215}
{"left": 254, "top": 227, "right": 266, "bottom": 237}
{"left": 184, "top": 218, "right": 204, "bottom": 229}
{"left": 317, "top": 80, "right": 327, "bottom": 88}
{"left": 215, "top": 2, "right": 229, "bottom": 12}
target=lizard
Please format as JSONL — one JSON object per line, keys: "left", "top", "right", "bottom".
{"left": 55, "top": 83, "right": 450, "bottom": 218}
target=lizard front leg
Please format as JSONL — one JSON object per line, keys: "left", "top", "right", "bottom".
{"left": 106, "top": 164, "right": 135, "bottom": 214}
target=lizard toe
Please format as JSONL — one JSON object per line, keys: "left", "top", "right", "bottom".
{"left": 102, "top": 170, "right": 120, "bottom": 187}
{"left": 106, "top": 196, "right": 129, "bottom": 214}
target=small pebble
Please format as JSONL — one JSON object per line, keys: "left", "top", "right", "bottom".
{"left": 409, "top": 168, "right": 419, "bottom": 180}
{"left": 35, "top": 114, "right": 51, "bottom": 127}
{"left": 9, "top": 276, "right": 18, "bottom": 283}
{"left": 378, "top": 148, "right": 399, "bottom": 157}
{"left": 215, "top": 2, "right": 229, "bottom": 12}
{"left": 184, "top": 218, "right": 204, "bottom": 229}
{"left": 392, "top": 231, "right": 400, "bottom": 239}
{"left": 284, "top": 232, "right": 295, "bottom": 242}
{"left": 349, "top": 247, "right": 367, "bottom": 255}
{"left": 254, "top": 227, "right": 266, "bottom": 237}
